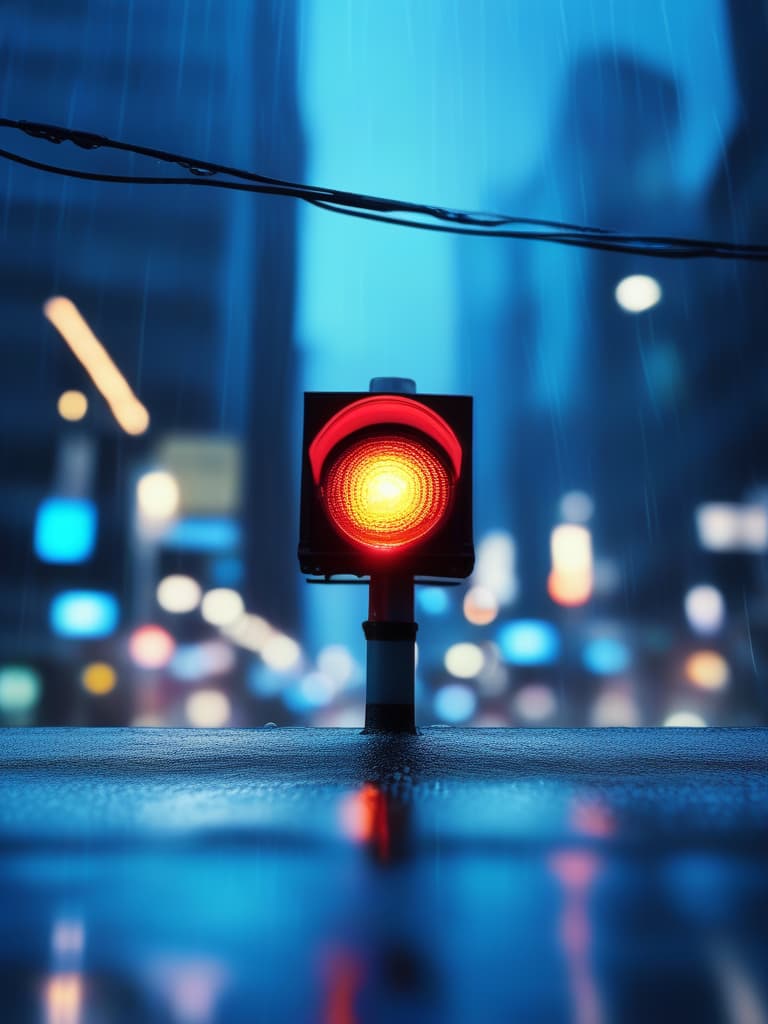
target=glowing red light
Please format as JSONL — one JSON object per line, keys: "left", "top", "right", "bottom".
{"left": 322, "top": 434, "right": 453, "bottom": 551}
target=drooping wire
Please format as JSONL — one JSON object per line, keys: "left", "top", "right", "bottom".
{"left": 305, "top": 200, "right": 763, "bottom": 260}
{"left": 1, "top": 117, "right": 766, "bottom": 261}
{"left": 0, "top": 117, "right": 619, "bottom": 231}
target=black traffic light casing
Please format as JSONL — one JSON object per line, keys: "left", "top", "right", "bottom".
{"left": 298, "top": 390, "right": 474, "bottom": 579}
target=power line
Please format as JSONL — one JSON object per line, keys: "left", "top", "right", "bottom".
{"left": 1, "top": 117, "right": 766, "bottom": 261}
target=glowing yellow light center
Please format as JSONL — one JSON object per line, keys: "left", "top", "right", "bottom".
{"left": 365, "top": 470, "right": 409, "bottom": 510}
{"left": 323, "top": 434, "right": 452, "bottom": 551}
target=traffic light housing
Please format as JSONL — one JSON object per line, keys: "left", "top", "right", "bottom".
{"left": 299, "top": 390, "right": 474, "bottom": 579}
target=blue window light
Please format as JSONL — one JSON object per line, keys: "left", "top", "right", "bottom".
{"left": 34, "top": 497, "right": 98, "bottom": 564}
{"left": 50, "top": 591, "right": 119, "bottom": 639}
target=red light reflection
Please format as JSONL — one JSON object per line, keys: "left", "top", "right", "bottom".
{"left": 322, "top": 949, "right": 364, "bottom": 1024}
{"left": 340, "top": 784, "right": 391, "bottom": 862}
{"left": 549, "top": 851, "right": 604, "bottom": 1024}
{"left": 570, "top": 798, "right": 616, "bottom": 839}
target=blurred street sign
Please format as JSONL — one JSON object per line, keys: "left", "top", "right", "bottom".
{"left": 156, "top": 435, "right": 241, "bottom": 516}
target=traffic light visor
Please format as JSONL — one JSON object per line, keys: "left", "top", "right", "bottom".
{"left": 308, "top": 395, "right": 463, "bottom": 484}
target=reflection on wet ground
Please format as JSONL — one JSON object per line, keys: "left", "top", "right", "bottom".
{"left": 1, "top": 727, "right": 768, "bottom": 1022}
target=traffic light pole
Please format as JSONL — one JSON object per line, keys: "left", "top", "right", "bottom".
{"left": 363, "top": 572, "right": 417, "bottom": 734}
{"left": 300, "top": 376, "right": 471, "bottom": 734}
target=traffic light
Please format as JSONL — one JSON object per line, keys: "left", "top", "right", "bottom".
{"left": 298, "top": 379, "right": 474, "bottom": 733}
{"left": 299, "top": 384, "right": 474, "bottom": 580}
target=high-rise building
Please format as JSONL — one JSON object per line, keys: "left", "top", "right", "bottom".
{"left": 0, "top": 2, "right": 303, "bottom": 705}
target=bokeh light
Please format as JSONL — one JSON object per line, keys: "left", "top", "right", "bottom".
{"left": 559, "top": 490, "right": 594, "bottom": 524}
{"left": 475, "top": 643, "right": 508, "bottom": 696}
{"left": 590, "top": 686, "right": 641, "bottom": 726}
{"left": 548, "top": 571, "right": 593, "bottom": 606}
{"left": 136, "top": 470, "right": 180, "bottom": 522}
{"left": 695, "top": 502, "right": 741, "bottom": 551}
{"left": 57, "top": 389, "right": 88, "bottom": 422}
{"left": 416, "top": 586, "right": 450, "bottom": 615}
{"left": 474, "top": 530, "right": 517, "bottom": 605}
{"left": 128, "top": 625, "right": 176, "bottom": 669}
{"left": 463, "top": 585, "right": 499, "bottom": 626}
{"left": 550, "top": 524, "right": 593, "bottom": 573}
{"left": 49, "top": 590, "right": 119, "bottom": 639}
{"left": 51, "top": 917, "right": 85, "bottom": 960}
{"left": 434, "top": 683, "right": 477, "bottom": 723}
{"left": 198, "top": 640, "right": 237, "bottom": 676}
{"left": 156, "top": 575, "right": 202, "bottom": 614}
{"left": 247, "top": 663, "right": 289, "bottom": 698}
{"left": 684, "top": 650, "right": 730, "bottom": 691}
{"left": 285, "top": 672, "right": 336, "bottom": 711}
{"left": 185, "top": 689, "right": 232, "bottom": 727}
{"left": 548, "top": 524, "right": 593, "bottom": 607}
{"left": 739, "top": 504, "right": 768, "bottom": 551}
{"left": 664, "top": 710, "right": 708, "bottom": 727}
{"left": 317, "top": 644, "right": 357, "bottom": 686}
{"left": 171, "top": 641, "right": 237, "bottom": 680}
{"left": 512, "top": 683, "right": 558, "bottom": 723}
{"left": 150, "top": 958, "right": 228, "bottom": 1024}
{"left": 498, "top": 620, "right": 560, "bottom": 666}
{"left": 169, "top": 645, "right": 207, "bottom": 683}
{"left": 223, "top": 613, "right": 273, "bottom": 653}
{"left": 694, "top": 502, "right": 767, "bottom": 553}
{"left": 684, "top": 585, "right": 725, "bottom": 635}
{"left": 34, "top": 497, "right": 97, "bottom": 564}
{"left": 43, "top": 972, "right": 84, "bottom": 1024}
{"left": 444, "top": 642, "right": 485, "bottom": 679}
{"left": 614, "top": 274, "right": 662, "bottom": 313}
{"left": 81, "top": 661, "right": 117, "bottom": 696}
{"left": 582, "top": 637, "right": 632, "bottom": 676}
{"left": 45, "top": 295, "right": 149, "bottom": 435}
{"left": 0, "top": 665, "right": 42, "bottom": 715}
{"left": 261, "top": 634, "right": 302, "bottom": 671}
{"left": 200, "top": 588, "right": 244, "bottom": 627}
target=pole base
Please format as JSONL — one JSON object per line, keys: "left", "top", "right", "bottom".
{"left": 363, "top": 702, "right": 416, "bottom": 734}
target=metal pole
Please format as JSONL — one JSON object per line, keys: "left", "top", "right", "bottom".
{"left": 363, "top": 572, "right": 417, "bottom": 733}
{"left": 362, "top": 377, "right": 419, "bottom": 733}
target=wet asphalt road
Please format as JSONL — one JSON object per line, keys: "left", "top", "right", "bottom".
{"left": 1, "top": 726, "right": 767, "bottom": 1023}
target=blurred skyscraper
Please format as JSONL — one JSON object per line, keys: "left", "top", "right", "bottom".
{"left": 0, "top": 2, "right": 302, "bottom": 687}
{"left": 460, "top": 51, "right": 701, "bottom": 615}
{"left": 704, "top": 0, "right": 768, "bottom": 499}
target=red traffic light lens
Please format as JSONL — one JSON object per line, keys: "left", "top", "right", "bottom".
{"left": 322, "top": 434, "right": 453, "bottom": 552}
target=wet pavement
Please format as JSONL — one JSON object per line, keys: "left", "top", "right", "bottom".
{"left": 1, "top": 727, "right": 768, "bottom": 1023}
